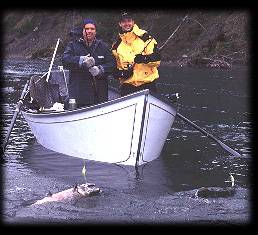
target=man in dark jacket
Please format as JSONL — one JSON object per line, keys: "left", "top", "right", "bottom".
{"left": 62, "top": 19, "right": 116, "bottom": 108}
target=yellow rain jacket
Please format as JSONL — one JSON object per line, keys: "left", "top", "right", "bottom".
{"left": 112, "top": 24, "right": 161, "bottom": 87}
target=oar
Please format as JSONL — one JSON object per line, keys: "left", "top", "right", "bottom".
{"left": 2, "top": 79, "right": 30, "bottom": 152}
{"left": 176, "top": 112, "right": 242, "bottom": 157}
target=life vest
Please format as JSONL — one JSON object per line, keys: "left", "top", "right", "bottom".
{"left": 112, "top": 24, "right": 160, "bottom": 87}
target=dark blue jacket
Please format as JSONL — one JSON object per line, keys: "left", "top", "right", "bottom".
{"left": 62, "top": 33, "right": 116, "bottom": 107}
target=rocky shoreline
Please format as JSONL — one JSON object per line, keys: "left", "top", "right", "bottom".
{"left": 4, "top": 52, "right": 243, "bottom": 70}
{"left": 3, "top": 11, "right": 249, "bottom": 70}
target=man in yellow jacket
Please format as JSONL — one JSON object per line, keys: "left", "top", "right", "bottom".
{"left": 112, "top": 12, "right": 161, "bottom": 96}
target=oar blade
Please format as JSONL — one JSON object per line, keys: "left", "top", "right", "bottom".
{"left": 217, "top": 140, "right": 242, "bottom": 158}
{"left": 176, "top": 112, "right": 242, "bottom": 158}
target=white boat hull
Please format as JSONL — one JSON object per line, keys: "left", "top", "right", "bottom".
{"left": 22, "top": 89, "right": 176, "bottom": 166}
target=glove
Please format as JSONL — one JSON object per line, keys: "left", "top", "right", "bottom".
{"left": 79, "top": 56, "right": 87, "bottom": 67}
{"left": 79, "top": 55, "right": 95, "bottom": 68}
{"left": 134, "top": 53, "right": 161, "bottom": 64}
{"left": 113, "top": 68, "right": 133, "bottom": 80}
{"left": 82, "top": 55, "right": 95, "bottom": 68}
{"left": 89, "top": 65, "right": 104, "bottom": 77}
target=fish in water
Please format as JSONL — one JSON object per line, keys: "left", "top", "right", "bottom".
{"left": 195, "top": 186, "right": 236, "bottom": 198}
{"left": 195, "top": 174, "right": 236, "bottom": 198}
{"left": 31, "top": 183, "right": 101, "bottom": 206}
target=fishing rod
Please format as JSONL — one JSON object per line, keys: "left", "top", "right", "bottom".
{"left": 127, "top": 14, "right": 188, "bottom": 71}
{"left": 142, "top": 14, "right": 189, "bottom": 54}
{"left": 158, "top": 14, "right": 188, "bottom": 52}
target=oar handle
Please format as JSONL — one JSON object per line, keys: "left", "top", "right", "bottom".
{"left": 2, "top": 79, "right": 30, "bottom": 152}
{"left": 46, "top": 38, "right": 60, "bottom": 82}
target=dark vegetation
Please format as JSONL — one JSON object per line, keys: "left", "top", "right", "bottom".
{"left": 3, "top": 10, "right": 250, "bottom": 68}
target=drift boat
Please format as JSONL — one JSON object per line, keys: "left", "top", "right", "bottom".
{"left": 21, "top": 70, "right": 177, "bottom": 166}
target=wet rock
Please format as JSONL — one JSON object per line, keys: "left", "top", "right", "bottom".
{"left": 195, "top": 186, "right": 236, "bottom": 198}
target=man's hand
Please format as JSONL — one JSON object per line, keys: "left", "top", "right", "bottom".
{"left": 79, "top": 55, "right": 95, "bottom": 68}
{"left": 83, "top": 55, "right": 95, "bottom": 68}
{"left": 89, "top": 65, "right": 104, "bottom": 77}
{"left": 113, "top": 68, "right": 133, "bottom": 80}
{"left": 134, "top": 53, "right": 161, "bottom": 64}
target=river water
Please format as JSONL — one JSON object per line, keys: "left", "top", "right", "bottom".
{"left": 1, "top": 58, "right": 251, "bottom": 225}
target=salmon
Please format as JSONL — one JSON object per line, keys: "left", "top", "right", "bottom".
{"left": 32, "top": 183, "right": 101, "bottom": 205}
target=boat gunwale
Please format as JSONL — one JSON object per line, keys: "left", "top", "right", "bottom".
{"left": 22, "top": 89, "right": 149, "bottom": 118}
{"left": 22, "top": 87, "right": 177, "bottom": 119}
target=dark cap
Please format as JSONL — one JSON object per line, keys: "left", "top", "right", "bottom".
{"left": 82, "top": 18, "right": 96, "bottom": 27}
{"left": 120, "top": 12, "right": 133, "bottom": 21}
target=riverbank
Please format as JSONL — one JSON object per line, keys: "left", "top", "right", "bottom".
{"left": 4, "top": 53, "right": 244, "bottom": 70}
{"left": 3, "top": 11, "right": 249, "bottom": 70}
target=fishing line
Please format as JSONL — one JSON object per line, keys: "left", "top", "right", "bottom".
{"left": 82, "top": 159, "right": 87, "bottom": 185}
